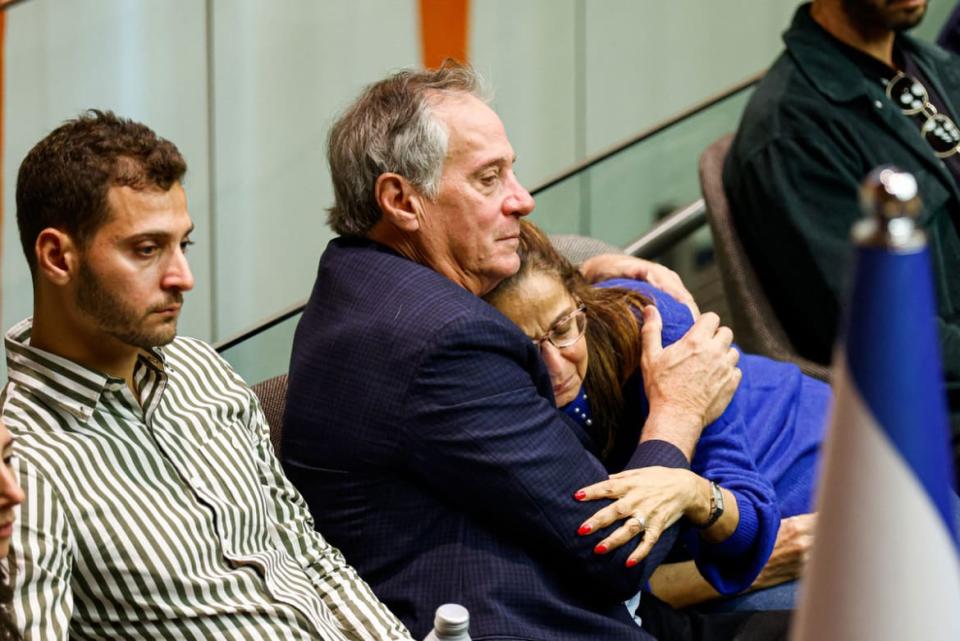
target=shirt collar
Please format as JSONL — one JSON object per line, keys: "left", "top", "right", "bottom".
{"left": 4, "top": 318, "right": 167, "bottom": 422}
{"left": 784, "top": 3, "right": 919, "bottom": 103}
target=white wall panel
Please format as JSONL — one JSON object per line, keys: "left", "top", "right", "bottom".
{"left": 2, "top": 0, "right": 212, "bottom": 345}
{"left": 584, "top": 1, "right": 799, "bottom": 155}
{"left": 211, "top": 0, "right": 420, "bottom": 339}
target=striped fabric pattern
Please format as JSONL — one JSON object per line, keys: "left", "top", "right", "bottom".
{"left": 1, "top": 318, "right": 412, "bottom": 641}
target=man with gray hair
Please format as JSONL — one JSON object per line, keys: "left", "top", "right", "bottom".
{"left": 283, "top": 63, "right": 786, "bottom": 640}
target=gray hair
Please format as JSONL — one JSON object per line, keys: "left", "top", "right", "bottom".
{"left": 326, "top": 60, "right": 490, "bottom": 236}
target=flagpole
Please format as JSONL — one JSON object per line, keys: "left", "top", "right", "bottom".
{"left": 791, "top": 166, "right": 960, "bottom": 640}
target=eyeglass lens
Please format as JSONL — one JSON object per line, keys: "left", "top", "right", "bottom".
{"left": 538, "top": 308, "right": 586, "bottom": 351}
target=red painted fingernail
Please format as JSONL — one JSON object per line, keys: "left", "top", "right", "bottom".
{"left": 578, "top": 523, "right": 592, "bottom": 535}
{"left": 573, "top": 490, "right": 586, "bottom": 500}
{"left": 626, "top": 559, "right": 638, "bottom": 568}
{"left": 594, "top": 543, "right": 608, "bottom": 554}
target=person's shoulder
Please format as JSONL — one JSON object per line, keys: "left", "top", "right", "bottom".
{"left": 317, "top": 237, "right": 497, "bottom": 325}
{"left": 1, "top": 386, "right": 53, "bottom": 438}
{"left": 163, "top": 336, "right": 256, "bottom": 391}
{"left": 735, "top": 62, "right": 834, "bottom": 148}
{"left": 165, "top": 335, "right": 222, "bottom": 363}
{"left": 903, "top": 31, "right": 960, "bottom": 67}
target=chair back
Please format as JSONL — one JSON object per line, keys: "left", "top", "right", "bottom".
{"left": 251, "top": 374, "right": 289, "bottom": 456}
{"left": 699, "top": 134, "right": 829, "bottom": 381}
{"left": 550, "top": 234, "right": 624, "bottom": 264}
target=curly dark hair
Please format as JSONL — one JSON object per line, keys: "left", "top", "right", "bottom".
{"left": 485, "top": 221, "right": 652, "bottom": 459}
{"left": 15, "top": 109, "right": 187, "bottom": 276}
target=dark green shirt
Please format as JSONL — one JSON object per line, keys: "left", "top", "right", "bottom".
{"left": 724, "top": 3, "right": 960, "bottom": 444}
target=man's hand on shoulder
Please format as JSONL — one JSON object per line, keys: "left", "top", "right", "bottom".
{"left": 639, "top": 306, "right": 740, "bottom": 460}
{"left": 579, "top": 254, "right": 700, "bottom": 319}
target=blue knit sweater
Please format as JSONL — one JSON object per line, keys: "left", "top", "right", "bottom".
{"left": 563, "top": 279, "right": 830, "bottom": 594}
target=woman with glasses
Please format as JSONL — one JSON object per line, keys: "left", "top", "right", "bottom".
{"left": 484, "top": 220, "right": 830, "bottom": 612}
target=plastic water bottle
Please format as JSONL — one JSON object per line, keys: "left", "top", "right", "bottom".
{"left": 423, "top": 603, "right": 471, "bottom": 641}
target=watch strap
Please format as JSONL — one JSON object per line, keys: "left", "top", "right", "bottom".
{"left": 699, "top": 481, "right": 724, "bottom": 529}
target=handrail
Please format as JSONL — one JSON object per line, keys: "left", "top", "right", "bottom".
{"left": 529, "top": 71, "right": 762, "bottom": 195}
{"left": 625, "top": 199, "right": 706, "bottom": 258}
{"left": 215, "top": 297, "right": 307, "bottom": 353}
{"left": 214, "top": 72, "right": 763, "bottom": 354}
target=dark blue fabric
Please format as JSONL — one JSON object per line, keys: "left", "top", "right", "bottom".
{"left": 596, "top": 280, "right": 831, "bottom": 597}
{"left": 844, "top": 246, "right": 958, "bottom": 546}
{"left": 938, "top": 1, "right": 960, "bottom": 57}
{"left": 283, "top": 238, "right": 691, "bottom": 641}
{"left": 694, "top": 581, "right": 799, "bottom": 614}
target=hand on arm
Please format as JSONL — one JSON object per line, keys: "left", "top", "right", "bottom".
{"left": 579, "top": 254, "right": 700, "bottom": 318}
{"left": 572, "top": 468, "right": 740, "bottom": 566}
{"left": 639, "top": 306, "right": 741, "bottom": 459}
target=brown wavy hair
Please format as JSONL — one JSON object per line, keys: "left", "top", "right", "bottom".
{"left": 485, "top": 220, "right": 651, "bottom": 459}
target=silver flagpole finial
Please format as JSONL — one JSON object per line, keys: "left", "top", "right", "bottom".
{"left": 854, "top": 165, "right": 925, "bottom": 250}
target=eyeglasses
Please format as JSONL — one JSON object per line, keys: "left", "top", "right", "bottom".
{"left": 532, "top": 305, "right": 587, "bottom": 352}
{"left": 885, "top": 72, "right": 960, "bottom": 158}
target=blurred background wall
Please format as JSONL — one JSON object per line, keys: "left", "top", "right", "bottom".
{"left": 0, "top": 0, "right": 952, "bottom": 369}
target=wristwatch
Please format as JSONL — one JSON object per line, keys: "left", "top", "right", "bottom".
{"left": 699, "top": 481, "right": 724, "bottom": 529}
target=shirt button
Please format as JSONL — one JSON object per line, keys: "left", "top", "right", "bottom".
{"left": 874, "top": 100, "right": 884, "bottom": 109}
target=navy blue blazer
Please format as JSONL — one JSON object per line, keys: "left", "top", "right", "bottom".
{"left": 283, "top": 237, "right": 690, "bottom": 641}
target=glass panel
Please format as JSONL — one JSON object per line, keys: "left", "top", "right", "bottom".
{"left": 529, "top": 88, "right": 752, "bottom": 247}
{"left": 218, "top": 313, "right": 301, "bottom": 386}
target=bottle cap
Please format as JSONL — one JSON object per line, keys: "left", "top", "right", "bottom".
{"left": 434, "top": 603, "right": 469, "bottom": 636}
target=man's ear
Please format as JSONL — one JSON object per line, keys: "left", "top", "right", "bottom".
{"left": 375, "top": 173, "right": 424, "bottom": 233}
{"left": 35, "top": 228, "right": 79, "bottom": 286}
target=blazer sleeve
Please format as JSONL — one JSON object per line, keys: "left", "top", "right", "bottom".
{"left": 601, "top": 279, "right": 781, "bottom": 594}
{"left": 400, "top": 314, "right": 689, "bottom": 603}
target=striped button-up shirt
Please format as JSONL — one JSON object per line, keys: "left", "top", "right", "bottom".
{"left": 2, "top": 318, "right": 412, "bottom": 641}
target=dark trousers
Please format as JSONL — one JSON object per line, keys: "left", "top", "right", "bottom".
{"left": 637, "top": 594, "right": 791, "bottom": 641}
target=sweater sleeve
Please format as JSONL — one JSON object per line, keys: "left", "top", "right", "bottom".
{"left": 599, "top": 278, "right": 781, "bottom": 594}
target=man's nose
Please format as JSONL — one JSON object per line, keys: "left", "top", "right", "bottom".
{"left": 504, "top": 175, "right": 535, "bottom": 217}
{"left": 163, "top": 248, "right": 195, "bottom": 292}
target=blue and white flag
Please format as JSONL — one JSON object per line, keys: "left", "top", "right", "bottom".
{"left": 792, "top": 241, "right": 960, "bottom": 639}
